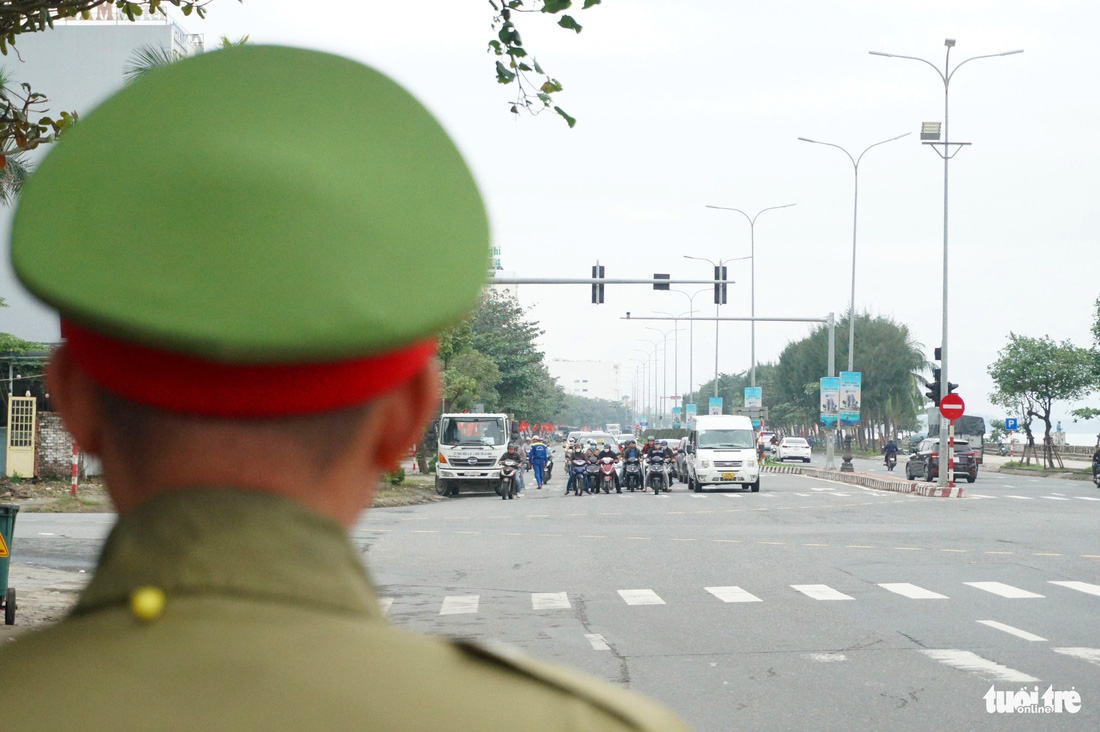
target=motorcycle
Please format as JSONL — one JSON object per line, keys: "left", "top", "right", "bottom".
{"left": 544, "top": 454, "right": 554, "bottom": 483}
{"left": 1093, "top": 462, "right": 1100, "bottom": 489}
{"left": 498, "top": 457, "right": 520, "bottom": 500}
{"left": 622, "top": 456, "right": 642, "bottom": 492}
{"left": 885, "top": 452, "right": 897, "bottom": 471}
{"left": 599, "top": 456, "right": 619, "bottom": 494}
{"left": 585, "top": 460, "right": 601, "bottom": 495}
{"left": 567, "top": 457, "right": 589, "bottom": 495}
{"left": 999, "top": 443, "right": 1009, "bottom": 457}
{"left": 646, "top": 455, "right": 669, "bottom": 494}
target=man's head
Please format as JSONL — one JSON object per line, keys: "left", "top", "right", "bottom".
{"left": 15, "top": 47, "right": 489, "bottom": 525}
{"left": 646, "top": 436, "right": 654, "bottom": 444}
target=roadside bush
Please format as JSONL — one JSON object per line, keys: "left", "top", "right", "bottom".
{"left": 383, "top": 468, "right": 406, "bottom": 485}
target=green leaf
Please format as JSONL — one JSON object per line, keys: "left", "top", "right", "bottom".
{"left": 536, "top": 92, "right": 551, "bottom": 104}
{"left": 495, "top": 60, "right": 517, "bottom": 84}
{"left": 554, "top": 106, "right": 576, "bottom": 128}
{"left": 510, "top": 105, "right": 519, "bottom": 114}
{"left": 541, "top": 0, "right": 572, "bottom": 13}
{"left": 557, "top": 14, "right": 582, "bottom": 32}
{"left": 583, "top": 0, "right": 601, "bottom": 7}
{"left": 508, "top": 46, "right": 527, "bottom": 57}
{"left": 533, "top": 58, "right": 544, "bottom": 74}
{"left": 540, "top": 79, "right": 562, "bottom": 93}
{"left": 488, "top": 40, "right": 502, "bottom": 55}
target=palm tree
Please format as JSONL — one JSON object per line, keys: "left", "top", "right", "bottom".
{"left": 124, "top": 35, "right": 250, "bottom": 84}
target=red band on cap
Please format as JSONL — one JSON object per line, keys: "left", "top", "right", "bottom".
{"left": 60, "top": 320, "right": 436, "bottom": 417}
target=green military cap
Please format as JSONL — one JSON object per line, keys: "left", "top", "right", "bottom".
{"left": 10, "top": 45, "right": 490, "bottom": 415}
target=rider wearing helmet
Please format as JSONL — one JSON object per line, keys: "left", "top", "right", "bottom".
{"left": 565, "top": 442, "right": 588, "bottom": 495}
{"left": 498, "top": 443, "right": 526, "bottom": 493}
{"left": 659, "top": 439, "right": 675, "bottom": 460}
{"left": 597, "top": 441, "right": 621, "bottom": 492}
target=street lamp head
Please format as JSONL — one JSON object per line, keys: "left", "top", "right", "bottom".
{"left": 920, "top": 121, "right": 942, "bottom": 141}
{"left": 797, "top": 137, "right": 817, "bottom": 144}
{"left": 1000, "top": 49, "right": 1024, "bottom": 56}
{"left": 944, "top": 38, "right": 956, "bottom": 47}
{"left": 868, "top": 51, "right": 893, "bottom": 57}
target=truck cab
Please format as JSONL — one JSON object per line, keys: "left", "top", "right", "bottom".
{"left": 686, "top": 414, "right": 760, "bottom": 492}
{"left": 435, "top": 413, "right": 512, "bottom": 496}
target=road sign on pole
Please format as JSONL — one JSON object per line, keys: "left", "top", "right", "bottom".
{"left": 1004, "top": 417, "right": 1018, "bottom": 431}
{"left": 939, "top": 393, "right": 965, "bottom": 421}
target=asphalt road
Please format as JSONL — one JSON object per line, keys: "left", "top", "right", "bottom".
{"left": 11, "top": 458, "right": 1100, "bottom": 730}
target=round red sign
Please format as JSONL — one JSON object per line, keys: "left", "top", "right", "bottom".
{"left": 939, "top": 393, "right": 965, "bottom": 421}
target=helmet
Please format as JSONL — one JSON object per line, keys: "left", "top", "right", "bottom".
{"left": 587, "top": 440, "right": 596, "bottom": 447}
{"left": 660, "top": 440, "right": 668, "bottom": 446}
{"left": 646, "top": 436, "right": 654, "bottom": 442}
{"left": 507, "top": 443, "right": 518, "bottom": 451}
{"left": 567, "top": 436, "right": 575, "bottom": 444}
{"left": 628, "top": 439, "right": 636, "bottom": 445}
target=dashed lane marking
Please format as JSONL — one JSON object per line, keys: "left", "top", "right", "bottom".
{"left": 586, "top": 633, "right": 611, "bottom": 651}
{"left": 706, "top": 586, "right": 763, "bottom": 603}
{"left": 940, "top": 549, "right": 966, "bottom": 553}
{"left": 1033, "top": 553, "right": 1063, "bottom": 557}
{"left": 804, "top": 543, "right": 828, "bottom": 547}
{"left": 1052, "top": 648, "right": 1100, "bottom": 668}
{"left": 792, "top": 584, "right": 854, "bottom": 601}
{"left": 1005, "top": 495, "right": 1034, "bottom": 500}
{"left": 1076, "top": 497, "right": 1100, "bottom": 502}
{"left": 1049, "top": 580, "right": 1100, "bottom": 596}
{"left": 977, "top": 620, "right": 1046, "bottom": 642}
{"left": 846, "top": 545, "right": 874, "bottom": 549}
{"left": 411, "top": 530, "right": 438, "bottom": 534}
{"left": 440, "top": 595, "right": 479, "bottom": 615}
{"left": 920, "top": 650, "right": 1040, "bottom": 683}
{"left": 712, "top": 539, "right": 740, "bottom": 544}
{"left": 878, "top": 583, "right": 949, "bottom": 600}
{"left": 964, "top": 582, "right": 1044, "bottom": 599}
{"left": 532, "top": 592, "right": 570, "bottom": 610}
{"left": 895, "top": 547, "right": 922, "bottom": 551}
{"left": 1042, "top": 496, "right": 1071, "bottom": 501}
{"left": 759, "top": 541, "right": 786, "bottom": 545}
{"left": 618, "top": 589, "right": 665, "bottom": 605}
{"left": 577, "top": 535, "right": 606, "bottom": 539}
{"left": 984, "top": 551, "right": 1014, "bottom": 555}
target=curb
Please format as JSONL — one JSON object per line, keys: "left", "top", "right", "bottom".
{"left": 763, "top": 464, "right": 963, "bottom": 497}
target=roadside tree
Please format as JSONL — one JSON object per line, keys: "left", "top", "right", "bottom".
{"left": 988, "top": 334, "right": 1094, "bottom": 468}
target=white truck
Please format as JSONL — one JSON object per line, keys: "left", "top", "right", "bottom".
{"left": 605, "top": 423, "right": 622, "bottom": 436}
{"left": 686, "top": 414, "right": 761, "bottom": 492}
{"left": 434, "top": 413, "right": 513, "bottom": 496}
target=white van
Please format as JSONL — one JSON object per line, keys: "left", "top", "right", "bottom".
{"left": 687, "top": 414, "right": 760, "bottom": 492}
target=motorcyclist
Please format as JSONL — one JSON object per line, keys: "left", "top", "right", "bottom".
{"left": 1092, "top": 445, "right": 1100, "bottom": 481}
{"left": 498, "top": 443, "right": 526, "bottom": 494}
{"left": 884, "top": 438, "right": 899, "bottom": 467}
{"left": 620, "top": 439, "right": 642, "bottom": 488}
{"left": 641, "top": 436, "right": 659, "bottom": 457}
{"left": 597, "top": 442, "right": 621, "bottom": 492}
{"left": 565, "top": 444, "right": 588, "bottom": 495}
{"left": 527, "top": 436, "right": 550, "bottom": 489}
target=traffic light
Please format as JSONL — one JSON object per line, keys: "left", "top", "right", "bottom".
{"left": 926, "top": 367, "right": 941, "bottom": 406}
{"left": 653, "top": 273, "right": 670, "bottom": 291}
{"left": 591, "top": 264, "right": 605, "bottom": 304}
{"left": 714, "top": 265, "right": 728, "bottom": 305}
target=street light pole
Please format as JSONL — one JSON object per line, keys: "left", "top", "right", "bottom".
{"left": 645, "top": 326, "right": 681, "bottom": 427}
{"left": 655, "top": 309, "right": 693, "bottom": 420}
{"left": 871, "top": 40, "right": 1022, "bottom": 487}
{"left": 797, "top": 133, "right": 909, "bottom": 371}
{"left": 705, "top": 204, "right": 796, "bottom": 387}
{"left": 684, "top": 255, "right": 747, "bottom": 404}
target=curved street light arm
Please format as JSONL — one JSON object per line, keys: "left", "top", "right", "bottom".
{"left": 869, "top": 50, "right": 947, "bottom": 84}
{"left": 798, "top": 137, "right": 856, "bottom": 168}
{"left": 947, "top": 50, "right": 1024, "bottom": 84}
{"left": 855, "top": 132, "right": 911, "bottom": 166}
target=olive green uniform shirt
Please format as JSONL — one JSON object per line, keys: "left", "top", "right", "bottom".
{"left": 1, "top": 490, "right": 690, "bottom": 731}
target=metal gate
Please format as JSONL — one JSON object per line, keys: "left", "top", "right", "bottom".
{"left": 6, "top": 396, "right": 36, "bottom": 478}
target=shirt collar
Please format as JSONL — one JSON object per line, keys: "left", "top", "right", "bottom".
{"left": 75, "top": 488, "right": 382, "bottom": 619}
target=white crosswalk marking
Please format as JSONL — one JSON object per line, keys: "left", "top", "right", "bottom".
{"left": 810, "top": 487, "right": 834, "bottom": 492}
{"left": 378, "top": 597, "right": 394, "bottom": 614}
{"left": 618, "top": 589, "right": 665, "bottom": 605}
{"left": 920, "top": 650, "right": 1040, "bottom": 682}
{"left": 586, "top": 633, "right": 611, "bottom": 651}
{"left": 830, "top": 493, "right": 850, "bottom": 497}
{"left": 977, "top": 620, "right": 1047, "bottom": 641}
{"left": 967, "top": 494, "right": 996, "bottom": 500}
{"left": 1049, "top": 581, "right": 1100, "bottom": 597}
{"left": 1052, "top": 648, "right": 1100, "bottom": 668}
{"left": 794, "top": 493, "right": 810, "bottom": 497}
{"left": 792, "top": 584, "right": 854, "bottom": 601}
{"left": 705, "top": 586, "right": 763, "bottom": 603}
{"left": 723, "top": 493, "right": 743, "bottom": 498}
{"left": 878, "top": 583, "right": 948, "bottom": 600}
{"left": 440, "top": 595, "right": 480, "bottom": 615}
{"left": 964, "top": 582, "right": 1044, "bottom": 599}
{"left": 1076, "top": 496, "right": 1100, "bottom": 501}
{"left": 531, "top": 592, "right": 571, "bottom": 610}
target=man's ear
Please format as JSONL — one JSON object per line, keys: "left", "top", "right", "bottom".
{"left": 368, "top": 361, "right": 441, "bottom": 472}
{"left": 45, "top": 346, "right": 105, "bottom": 456}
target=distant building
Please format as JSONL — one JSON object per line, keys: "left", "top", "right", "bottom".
{"left": 548, "top": 359, "right": 624, "bottom": 402}
{"left": 0, "top": 11, "right": 202, "bottom": 342}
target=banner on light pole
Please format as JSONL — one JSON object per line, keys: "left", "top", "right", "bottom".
{"left": 708, "top": 397, "right": 723, "bottom": 416}
{"left": 744, "top": 387, "right": 762, "bottom": 409}
{"left": 820, "top": 377, "right": 839, "bottom": 428}
{"left": 839, "top": 371, "right": 862, "bottom": 427}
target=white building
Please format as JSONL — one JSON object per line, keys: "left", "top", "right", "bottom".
{"left": 0, "top": 10, "right": 202, "bottom": 343}
{"left": 548, "top": 359, "right": 624, "bottom": 402}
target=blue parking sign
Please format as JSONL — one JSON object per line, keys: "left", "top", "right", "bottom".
{"left": 1005, "top": 417, "right": 1018, "bottom": 431}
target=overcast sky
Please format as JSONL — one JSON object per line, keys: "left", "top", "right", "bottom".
{"left": 2, "top": 0, "right": 1098, "bottom": 433}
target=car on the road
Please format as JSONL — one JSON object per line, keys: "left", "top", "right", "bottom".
{"left": 776, "top": 436, "right": 812, "bottom": 463}
{"left": 671, "top": 435, "right": 690, "bottom": 483}
{"left": 567, "top": 431, "right": 621, "bottom": 455}
{"left": 616, "top": 433, "right": 637, "bottom": 447}
{"left": 905, "top": 438, "right": 978, "bottom": 483}
{"left": 687, "top": 414, "right": 760, "bottom": 492}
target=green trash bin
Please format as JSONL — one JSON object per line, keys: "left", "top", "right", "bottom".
{"left": 0, "top": 503, "right": 18, "bottom": 625}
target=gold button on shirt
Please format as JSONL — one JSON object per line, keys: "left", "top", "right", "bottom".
{"left": 1, "top": 490, "right": 690, "bottom": 731}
